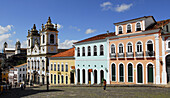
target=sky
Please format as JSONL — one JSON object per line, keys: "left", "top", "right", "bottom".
{"left": 0, "top": 0, "right": 169, "bottom": 52}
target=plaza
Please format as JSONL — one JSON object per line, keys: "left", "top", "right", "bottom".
{"left": 1, "top": 85, "right": 170, "bottom": 98}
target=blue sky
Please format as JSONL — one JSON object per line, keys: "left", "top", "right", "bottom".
{"left": 0, "top": 0, "right": 169, "bottom": 51}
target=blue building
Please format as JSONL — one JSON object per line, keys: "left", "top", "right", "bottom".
{"left": 74, "top": 32, "right": 115, "bottom": 84}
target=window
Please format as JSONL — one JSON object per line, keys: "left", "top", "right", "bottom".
{"left": 128, "top": 63, "right": 133, "bottom": 82}
{"left": 82, "top": 47, "right": 85, "bottom": 56}
{"left": 88, "top": 46, "right": 91, "bottom": 56}
{"left": 20, "top": 68, "right": 21, "bottom": 71}
{"left": 50, "top": 34, "right": 54, "bottom": 44}
{"left": 168, "top": 42, "right": 170, "bottom": 48}
{"left": 28, "top": 39, "right": 30, "bottom": 46}
{"left": 94, "top": 45, "right": 97, "bottom": 56}
{"left": 112, "top": 63, "right": 116, "bottom": 81}
{"left": 23, "top": 74, "right": 25, "bottom": 80}
{"left": 58, "top": 64, "right": 60, "bottom": 71}
{"left": 136, "top": 22, "right": 141, "bottom": 31}
{"left": 127, "top": 24, "right": 131, "bottom": 33}
{"left": 20, "top": 74, "right": 21, "bottom": 78}
{"left": 51, "top": 74, "right": 53, "bottom": 84}
{"left": 119, "top": 64, "right": 124, "bottom": 82}
{"left": 61, "top": 64, "right": 64, "bottom": 72}
{"left": 118, "top": 26, "right": 123, "bottom": 34}
{"left": 66, "top": 76, "right": 68, "bottom": 84}
{"left": 54, "top": 74, "right": 56, "bottom": 84}
{"left": 127, "top": 42, "right": 132, "bottom": 52}
{"left": 58, "top": 75, "right": 60, "bottom": 84}
{"left": 65, "top": 64, "right": 68, "bottom": 72}
{"left": 166, "top": 25, "right": 169, "bottom": 32}
{"left": 100, "top": 45, "right": 104, "bottom": 55}
{"left": 54, "top": 64, "right": 56, "bottom": 71}
{"left": 23, "top": 68, "right": 25, "bottom": 71}
{"left": 61, "top": 75, "right": 64, "bottom": 83}
{"left": 147, "top": 40, "right": 153, "bottom": 52}
{"left": 111, "top": 44, "right": 115, "bottom": 54}
{"left": 137, "top": 41, "right": 142, "bottom": 52}
{"left": 119, "top": 43, "right": 123, "bottom": 53}
{"left": 51, "top": 64, "right": 53, "bottom": 71}
{"left": 77, "top": 47, "right": 80, "bottom": 56}
{"left": 42, "top": 35, "right": 45, "bottom": 44}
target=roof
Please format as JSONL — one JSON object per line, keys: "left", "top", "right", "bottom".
{"left": 114, "top": 16, "right": 153, "bottom": 25}
{"left": 15, "top": 63, "right": 27, "bottom": 68}
{"left": 146, "top": 19, "right": 170, "bottom": 30}
{"left": 51, "top": 48, "right": 75, "bottom": 57}
{"left": 74, "top": 32, "right": 115, "bottom": 44}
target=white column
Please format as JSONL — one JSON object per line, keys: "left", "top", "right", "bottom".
{"left": 155, "top": 34, "right": 160, "bottom": 84}
{"left": 162, "top": 37, "right": 167, "bottom": 84}
{"left": 106, "top": 38, "right": 110, "bottom": 84}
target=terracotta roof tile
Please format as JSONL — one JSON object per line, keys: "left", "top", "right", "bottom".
{"left": 15, "top": 63, "right": 27, "bottom": 67}
{"left": 74, "top": 32, "right": 115, "bottom": 44}
{"left": 51, "top": 48, "right": 75, "bottom": 57}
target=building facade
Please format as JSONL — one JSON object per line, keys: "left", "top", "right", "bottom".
{"left": 27, "top": 17, "right": 59, "bottom": 85}
{"left": 74, "top": 33, "right": 115, "bottom": 85}
{"left": 49, "top": 48, "right": 75, "bottom": 85}
{"left": 108, "top": 16, "right": 170, "bottom": 84}
{"left": 8, "top": 63, "right": 27, "bottom": 85}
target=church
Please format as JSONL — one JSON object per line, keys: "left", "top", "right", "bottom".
{"left": 27, "top": 17, "right": 67, "bottom": 85}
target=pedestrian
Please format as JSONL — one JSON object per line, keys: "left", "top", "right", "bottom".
{"left": 103, "top": 79, "right": 106, "bottom": 90}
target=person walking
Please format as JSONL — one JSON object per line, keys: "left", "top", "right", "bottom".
{"left": 103, "top": 79, "right": 106, "bottom": 90}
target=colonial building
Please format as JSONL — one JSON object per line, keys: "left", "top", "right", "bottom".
{"left": 74, "top": 33, "right": 115, "bottom": 85}
{"left": 27, "top": 17, "right": 67, "bottom": 85}
{"left": 8, "top": 63, "right": 27, "bottom": 85}
{"left": 49, "top": 48, "right": 75, "bottom": 85}
{"left": 108, "top": 16, "right": 170, "bottom": 84}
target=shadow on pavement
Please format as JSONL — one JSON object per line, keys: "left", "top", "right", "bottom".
{"left": 0, "top": 87, "right": 64, "bottom": 98}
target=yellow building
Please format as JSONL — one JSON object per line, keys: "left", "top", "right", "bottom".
{"left": 49, "top": 48, "right": 75, "bottom": 85}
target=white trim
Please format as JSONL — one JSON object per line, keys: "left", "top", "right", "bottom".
{"left": 142, "top": 20, "right": 145, "bottom": 31}
{"left": 146, "top": 62, "right": 155, "bottom": 84}
{"left": 155, "top": 34, "right": 160, "bottom": 84}
{"left": 162, "top": 36, "right": 167, "bottom": 84}
{"left": 118, "top": 62, "right": 125, "bottom": 82}
{"left": 136, "top": 62, "right": 144, "bottom": 84}
{"left": 126, "top": 23, "right": 132, "bottom": 33}
{"left": 126, "top": 62, "right": 134, "bottom": 83}
{"left": 111, "top": 63, "right": 116, "bottom": 82}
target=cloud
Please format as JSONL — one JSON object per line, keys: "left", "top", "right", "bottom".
{"left": 69, "top": 26, "right": 81, "bottom": 31}
{"left": 13, "top": 31, "right": 16, "bottom": 34}
{"left": 115, "top": 3, "right": 133, "bottom": 12}
{"left": 85, "top": 28, "right": 96, "bottom": 34}
{"left": 57, "top": 24, "right": 63, "bottom": 29}
{"left": 0, "top": 25, "right": 13, "bottom": 34}
{"left": 58, "top": 39, "right": 78, "bottom": 49}
{"left": 0, "top": 34, "right": 12, "bottom": 52}
{"left": 100, "top": 2, "right": 112, "bottom": 10}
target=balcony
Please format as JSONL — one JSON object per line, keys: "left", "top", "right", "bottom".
{"left": 146, "top": 51, "right": 155, "bottom": 57}
{"left": 110, "top": 53, "right": 116, "bottom": 59}
{"left": 118, "top": 53, "right": 125, "bottom": 58}
{"left": 135, "top": 52, "right": 144, "bottom": 58}
{"left": 126, "top": 52, "right": 134, "bottom": 58}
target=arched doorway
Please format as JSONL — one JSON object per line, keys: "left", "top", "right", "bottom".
{"left": 128, "top": 63, "right": 133, "bottom": 82}
{"left": 82, "top": 69, "right": 85, "bottom": 84}
{"left": 137, "top": 64, "right": 143, "bottom": 83}
{"left": 42, "top": 75, "right": 45, "bottom": 85}
{"left": 166, "top": 55, "right": 170, "bottom": 83}
{"left": 119, "top": 64, "right": 124, "bottom": 82}
{"left": 94, "top": 70, "right": 97, "bottom": 84}
{"left": 112, "top": 63, "right": 116, "bottom": 81}
{"left": 88, "top": 69, "right": 91, "bottom": 84}
{"left": 100, "top": 70, "right": 104, "bottom": 83}
{"left": 147, "top": 64, "right": 154, "bottom": 83}
{"left": 77, "top": 69, "right": 80, "bottom": 83}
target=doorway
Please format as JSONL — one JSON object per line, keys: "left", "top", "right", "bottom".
{"left": 70, "top": 72, "right": 74, "bottom": 84}
{"left": 148, "top": 64, "right": 153, "bottom": 83}
{"left": 137, "top": 64, "right": 143, "bottom": 83}
{"left": 100, "top": 70, "right": 104, "bottom": 83}
{"left": 166, "top": 55, "right": 170, "bottom": 83}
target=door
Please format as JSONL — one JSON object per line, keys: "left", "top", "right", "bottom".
{"left": 166, "top": 55, "right": 170, "bottom": 83}
{"left": 94, "top": 70, "right": 97, "bottom": 84}
{"left": 137, "top": 64, "right": 143, "bottom": 83}
{"left": 88, "top": 70, "right": 91, "bottom": 84}
{"left": 100, "top": 70, "right": 104, "bottom": 83}
{"left": 148, "top": 64, "right": 153, "bottom": 83}
{"left": 82, "top": 69, "right": 85, "bottom": 84}
{"left": 70, "top": 72, "right": 74, "bottom": 84}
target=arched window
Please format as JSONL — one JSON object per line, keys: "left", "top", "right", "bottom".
{"left": 77, "top": 47, "right": 80, "bottom": 56}
{"left": 119, "top": 43, "right": 123, "bottom": 53}
{"left": 82, "top": 47, "right": 85, "bottom": 56}
{"left": 100, "top": 45, "right": 104, "bottom": 55}
{"left": 136, "top": 22, "right": 141, "bottom": 31}
{"left": 42, "top": 35, "right": 45, "bottom": 44}
{"left": 147, "top": 40, "right": 153, "bottom": 51}
{"left": 168, "top": 42, "right": 170, "bottom": 48}
{"left": 61, "top": 75, "right": 64, "bottom": 83}
{"left": 137, "top": 41, "right": 142, "bottom": 52}
{"left": 88, "top": 46, "right": 91, "bottom": 56}
{"left": 61, "top": 64, "right": 64, "bottom": 71}
{"left": 23, "top": 68, "right": 25, "bottom": 71}
{"left": 127, "top": 42, "right": 132, "bottom": 52}
{"left": 20, "top": 68, "right": 21, "bottom": 71}
{"left": 119, "top": 64, "right": 124, "bottom": 82}
{"left": 51, "top": 64, "right": 53, "bottom": 71}
{"left": 112, "top": 63, "right": 116, "bottom": 81}
{"left": 111, "top": 44, "right": 115, "bottom": 54}
{"left": 50, "top": 34, "right": 54, "bottom": 44}
{"left": 128, "top": 63, "right": 133, "bottom": 82}
{"left": 51, "top": 74, "right": 53, "bottom": 84}
{"left": 58, "top": 63, "right": 60, "bottom": 71}
{"left": 28, "top": 39, "right": 30, "bottom": 46}
{"left": 77, "top": 69, "right": 80, "bottom": 83}
{"left": 66, "top": 76, "right": 68, "bottom": 84}
{"left": 127, "top": 24, "right": 131, "bottom": 33}
{"left": 94, "top": 45, "right": 97, "bottom": 56}
{"left": 82, "top": 69, "right": 85, "bottom": 84}
{"left": 118, "top": 26, "right": 123, "bottom": 34}
{"left": 58, "top": 75, "right": 60, "bottom": 84}
{"left": 65, "top": 64, "right": 68, "bottom": 72}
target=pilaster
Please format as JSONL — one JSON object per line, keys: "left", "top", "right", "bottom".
{"left": 155, "top": 34, "right": 160, "bottom": 84}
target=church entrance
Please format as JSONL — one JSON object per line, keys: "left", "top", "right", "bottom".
{"left": 166, "top": 55, "right": 170, "bottom": 83}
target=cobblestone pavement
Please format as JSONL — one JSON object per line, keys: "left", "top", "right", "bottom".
{"left": 1, "top": 86, "right": 170, "bottom": 98}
